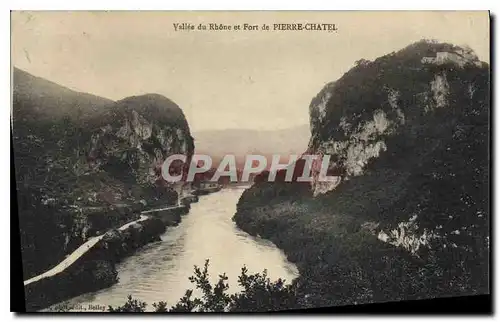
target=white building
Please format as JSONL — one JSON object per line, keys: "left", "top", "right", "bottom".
{"left": 421, "top": 51, "right": 482, "bottom": 68}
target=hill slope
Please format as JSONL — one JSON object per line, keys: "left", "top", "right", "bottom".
{"left": 234, "top": 40, "right": 490, "bottom": 308}
{"left": 12, "top": 68, "right": 194, "bottom": 279}
{"left": 13, "top": 67, "right": 114, "bottom": 122}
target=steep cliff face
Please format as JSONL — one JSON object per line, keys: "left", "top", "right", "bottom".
{"left": 83, "top": 93, "right": 194, "bottom": 200}
{"left": 234, "top": 40, "right": 489, "bottom": 307}
{"left": 306, "top": 40, "right": 489, "bottom": 255}
{"left": 12, "top": 68, "right": 194, "bottom": 279}
{"left": 307, "top": 41, "right": 487, "bottom": 196}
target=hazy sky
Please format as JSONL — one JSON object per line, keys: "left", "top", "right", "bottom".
{"left": 11, "top": 11, "right": 489, "bottom": 132}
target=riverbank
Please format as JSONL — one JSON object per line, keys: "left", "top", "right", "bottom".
{"left": 25, "top": 201, "right": 193, "bottom": 312}
{"left": 233, "top": 174, "right": 489, "bottom": 309}
{"left": 232, "top": 182, "right": 442, "bottom": 308}
{"left": 53, "top": 187, "right": 297, "bottom": 311}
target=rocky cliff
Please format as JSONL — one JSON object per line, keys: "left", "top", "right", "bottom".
{"left": 234, "top": 40, "right": 489, "bottom": 308}
{"left": 12, "top": 68, "right": 195, "bottom": 280}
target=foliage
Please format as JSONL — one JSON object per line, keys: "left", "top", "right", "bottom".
{"left": 233, "top": 40, "right": 490, "bottom": 307}
{"left": 13, "top": 68, "right": 193, "bottom": 279}
{"left": 108, "top": 296, "right": 147, "bottom": 312}
{"left": 107, "top": 260, "right": 299, "bottom": 312}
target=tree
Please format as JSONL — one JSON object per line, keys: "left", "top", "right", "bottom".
{"left": 108, "top": 295, "right": 147, "bottom": 312}
{"left": 107, "top": 260, "right": 299, "bottom": 312}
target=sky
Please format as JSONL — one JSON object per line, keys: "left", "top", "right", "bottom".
{"left": 11, "top": 11, "right": 490, "bottom": 132}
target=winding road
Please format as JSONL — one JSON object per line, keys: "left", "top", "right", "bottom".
{"left": 23, "top": 202, "right": 187, "bottom": 286}
{"left": 141, "top": 204, "right": 184, "bottom": 214}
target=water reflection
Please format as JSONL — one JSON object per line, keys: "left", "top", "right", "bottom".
{"left": 52, "top": 186, "right": 298, "bottom": 311}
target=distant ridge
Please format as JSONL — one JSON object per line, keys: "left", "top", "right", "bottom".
{"left": 12, "top": 67, "right": 114, "bottom": 123}
{"left": 193, "top": 125, "right": 310, "bottom": 166}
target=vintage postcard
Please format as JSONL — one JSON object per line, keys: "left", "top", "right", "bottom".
{"left": 11, "top": 11, "right": 490, "bottom": 312}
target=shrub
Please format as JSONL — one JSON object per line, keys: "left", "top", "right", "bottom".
{"left": 107, "top": 259, "right": 299, "bottom": 312}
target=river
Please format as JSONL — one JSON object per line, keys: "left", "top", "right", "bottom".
{"left": 51, "top": 186, "right": 298, "bottom": 312}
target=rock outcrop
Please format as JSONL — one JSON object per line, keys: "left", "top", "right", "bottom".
{"left": 12, "top": 68, "right": 195, "bottom": 280}
{"left": 307, "top": 40, "right": 487, "bottom": 196}
{"left": 234, "top": 40, "right": 489, "bottom": 308}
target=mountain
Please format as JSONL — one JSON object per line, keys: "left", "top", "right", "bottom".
{"left": 12, "top": 67, "right": 114, "bottom": 122}
{"left": 234, "top": 40, "right": 490, "bottom": 308}
{"left": 193, "top": 125, "right": 310, "bottom": 169}
{"left": 12, "top": 68, "right": 194, "bottom": 279}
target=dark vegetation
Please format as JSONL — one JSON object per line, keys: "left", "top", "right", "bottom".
{"left": 106, "top": 260, "right": 299, "bottom": 312}
{"left": 25, "top": 215, "right": 177, "bottom": 312}
{"left": 234, "top": 40, "right": 490, "bottom": 308}
{"left": 12, "top": 68, "right": 194, "bottom": 279}
{"left": 15, "top": 39, "right": 489, "bottom": 312}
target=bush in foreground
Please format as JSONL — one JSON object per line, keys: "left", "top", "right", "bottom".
{"left": 107, "top": 259, "right": 299, "bottom": 312}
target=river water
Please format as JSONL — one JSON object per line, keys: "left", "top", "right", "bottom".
{"left": 53, "top": 186, "right": 298, "bottom": 312}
